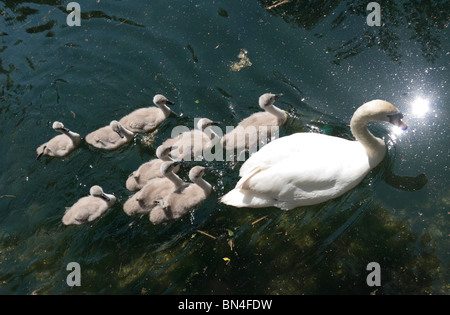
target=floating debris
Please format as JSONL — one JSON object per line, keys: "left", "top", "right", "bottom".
{"left": 223, "top": 257, "right": 231, "bottom": 265}
{"left": 217, "top": 8, "right": 229, "bottom": 18}
{"left": 252, "top": 215, "right": 268, "bottom": 226}
{"left": 264, "top": 0, "right": 293, "bottom": 10}
{"left": 141, "top": 129, "right": 158, "bottom": 147}
{"left": 230, "top": 49, "right": 252, "bottom": 71}
{"left": 0, "top": 195, "right": 16, "bottom": 198}
{"left": 186, "top": 44, "right": 198, "bottom": 63}
{"left": 228, "top": 239, "right": 234, "bottom": 251}
{"left": 197, "top": 230, "right": 217, "bottom": 240}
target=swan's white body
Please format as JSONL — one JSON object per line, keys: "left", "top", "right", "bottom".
{"left": 221, "top": 100, "right": 407, "bottom": 210}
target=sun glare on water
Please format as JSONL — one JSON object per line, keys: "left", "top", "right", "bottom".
{"left": 411, "top": 97, "right": 430, "bottom": 118}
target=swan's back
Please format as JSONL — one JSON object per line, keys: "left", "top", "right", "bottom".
{"left": 240, "top": 133, "right": 370, "bottom": 176}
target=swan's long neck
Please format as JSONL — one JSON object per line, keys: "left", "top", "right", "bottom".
{"left": 160, "top": 155, "right": 173, "bottom": 162}
{"left": 165, "top": 172, "right": 184, "bottom": 189}
{"left": 204, "top": 127, "right": 220, "bottom": 144}
{"left": 194, "top": 178, "right": 212, "bottom": 195}
{"left": 265, "top": 105, "right": 287, "bottom": 122}
{"left": 120, "top": 125, "right": 134, "bottom": 140}
{"left": 61, "top": 129, "right": 81, "bottom": 143}
{"left": 350, "top": 114, "right": 386, "bottom": 166}
{"left": 158, "top": 104, "right": 172, "bottom": 118}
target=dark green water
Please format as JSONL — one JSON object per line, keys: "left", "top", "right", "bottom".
{"left": 0, "top": 0, "right": 448, "bottom": 294}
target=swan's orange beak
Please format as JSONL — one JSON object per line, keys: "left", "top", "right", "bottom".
{"left": 389, "top": 113, "right": 407, "bottom": 130}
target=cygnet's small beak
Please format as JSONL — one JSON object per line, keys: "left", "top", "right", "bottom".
{"left": 101, "top": 194, "right": 111, "bottom": 202}
{"left": 165, "top": 100, "right": 174, "bottom": 106}
{"left": 389, "top": 113, "right": 407, "bottom": 130}
{"left": 274, "top": 94, "right": 284, "bottom": 100}
{"left": 209, "top": 121, "right": 221, "bottom": 127}
{"left": 173, "top": 160, "right": 185, "bottom": 167}
{"left": 36, "top": 145, "right": 46, "bottom": 161}
{"left": 115, "top": 129, "right": 125, "bottom": 138}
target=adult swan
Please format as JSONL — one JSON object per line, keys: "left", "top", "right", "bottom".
{"left": 220, "top": 100, "right": 407, "bottom": 210}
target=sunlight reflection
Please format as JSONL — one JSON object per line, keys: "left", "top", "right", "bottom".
{"left": 391, "top": 125, "right": 405, "bottom": 138}
{"left": 411, "top": 97, "right": 430, "bottom": 118}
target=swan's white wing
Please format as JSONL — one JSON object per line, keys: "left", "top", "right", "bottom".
{"left": 224, "top": 133, "right": 371, "bottom": 209}
{"left": 239, "top": 133, "right": 331, "bottom": 176}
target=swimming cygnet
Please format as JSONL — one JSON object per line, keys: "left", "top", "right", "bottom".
{"left": 221, "top": 93, "right": 286, "bottom": 152}
{"left": 122, "top": 191, "right": 145, "bottom": 216}
{"left": 149, "top": 166, "right": 212, "bottom": 225}
{"left": 131, "top": 161, "right": 185, "bottom": 214}
{"left": 161, "top": 118, "right": 221, "bottom": 161}
{"left": 62, "top": 185, "right": 116, "bottom": 225}
{"left": 119, "top": 94, "right": 174, "bottom": 133}
{"left": 36, "top": 121, "right": 81, "bottom": 160}
{"left": 85, "top": 120, "right": 134, "bottom": 150}
{"left": 125, "top": 145, "right": 179, "bottom": 191}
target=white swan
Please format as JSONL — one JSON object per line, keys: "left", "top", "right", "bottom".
{"left": 161, "top": 118, "right": 221, "bottom": 161}
{"left": 220, "top": 100, "right": 407, "bottom": 210}
{"left": 221, "top": 93, "right": 287, "bottom": 152}
{"left": 62, "top": 185, "right": 116, "bottom": 225}
{"left": 149, "top": 166, "right": 212, "bottom": 224}
{"left": 85, "top": 120, "right": 134, "bottom": 150}
{"left": 119, "top": 94, "right": 174, "bottom": 133}
{"left": 36, "top": 121, "right": 81, "bottom": 160}
{"left": 125, "top": 145, "right": 179, "bottom": 191}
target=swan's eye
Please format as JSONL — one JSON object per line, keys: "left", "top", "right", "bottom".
{"left": 388, "top": 113, "right": 407, "bottom": 130}
{"left": 387, "top": 113, "right": 403, "bottom": 122}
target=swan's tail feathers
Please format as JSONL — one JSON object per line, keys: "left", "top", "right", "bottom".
{"left": 235, "top": 166, "right": 264, "bottom": 190}
{"left": 220, "top": 188, "right": 274, "bottom": 208}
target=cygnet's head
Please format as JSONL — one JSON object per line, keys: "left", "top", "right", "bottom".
{"left": 196, "top": 118, "right": 221, "bottom": 131}
{"left": 259, "top": 93, "right": 283, "bottom": 109}
{"left": 52, "top": 121, "right": 69, "bottom": 132}
{"left": 90, "top": 185, "right": 104, "bottom": 197}
{"left": 110, "top": 120, "right": 124, "bottom": 138}
{"left": 155, "top": 145, "right": 176, "bottom": 159}
{"left": 188, "top": 166, "right": 208, "bottom": 182}
{"left": 90, "top": 185, "right": 116, "bottom": 204}
{"left": 153, "top": 94, "right": 174, "bottom": 107}
{"left": 356, "top": 100, "right": 407, "bottom": 130}
{"left": 160, "top": 161, "right": 182, "bottom": 176}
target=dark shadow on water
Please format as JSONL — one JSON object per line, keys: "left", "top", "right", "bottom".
{"left": 259, "top": 0, "right": 450, "bottom": 64}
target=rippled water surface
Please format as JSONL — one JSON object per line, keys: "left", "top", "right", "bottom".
{"left": 0, "top": 0, "right": 448, "bottom": 294}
